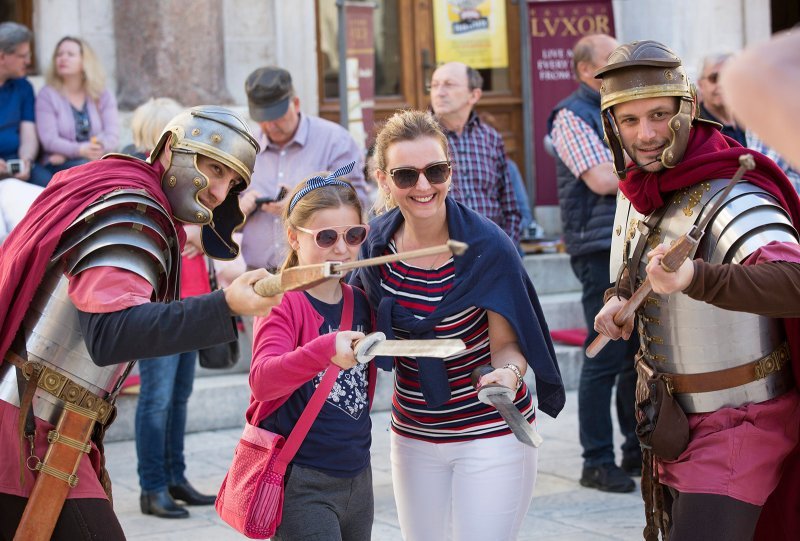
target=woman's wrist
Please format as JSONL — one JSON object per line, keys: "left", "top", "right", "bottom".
{"left": 502, "top": 364, "right": 524, "bottom": 390}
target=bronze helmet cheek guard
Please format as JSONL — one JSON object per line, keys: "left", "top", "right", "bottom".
{"left": 162, "top": 148, "right": 213, "bottom": 224}
{"left": 660, "top": 95, "right": 696, "bottom": 169}
{"left": 600, "top": 109, "right": 628, "bottom": 180}
{"left": 149, "top": 106, "right": 259, "bottom": 260}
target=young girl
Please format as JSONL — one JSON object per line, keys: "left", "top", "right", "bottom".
{"left": 245, "top": 167, "right": 376, "bottom": 541}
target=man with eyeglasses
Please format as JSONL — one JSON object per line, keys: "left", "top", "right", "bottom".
{"left": 697, "top": 53, "right": 747, "bottom": 146}
{"left": 0, "top": 22, "right": 50, "bottom": 186}
{"left": 429, "top": 62, "right": 521, "bottom": 246}
{"left": 547, "top": 33, "right": 639, "bottom": 494}
{"left": 698, "top": 52, "right": 799, "bottom": 193}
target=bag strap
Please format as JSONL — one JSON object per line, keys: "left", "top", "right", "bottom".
{"left": 274, "top": 283, "right": 355, "bottom": 472}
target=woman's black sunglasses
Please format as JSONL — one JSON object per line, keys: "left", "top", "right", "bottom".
{"left": 387, "top": 161, "right": 451, "bottom": 189}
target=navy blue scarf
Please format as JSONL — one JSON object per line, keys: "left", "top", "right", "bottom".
{"left": 350, "top": 197, "right": 565, "bottom": 418}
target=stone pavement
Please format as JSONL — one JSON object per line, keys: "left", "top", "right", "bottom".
{"left": 105, "top": 389, "right": 646, "bottom": 540}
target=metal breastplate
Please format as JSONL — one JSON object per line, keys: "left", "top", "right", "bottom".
{"left": 0, "top": 190, "right": 181, "bottom": 424}
{"left": 611, "top": 180, "right": 799, "bottom": 413}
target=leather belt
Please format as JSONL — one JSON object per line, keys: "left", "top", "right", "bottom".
{"left": 662, "top": 342, "right": 792, "bottom": 395}
{"left": 4, "top": 350, "right": 115, "bottom": 425}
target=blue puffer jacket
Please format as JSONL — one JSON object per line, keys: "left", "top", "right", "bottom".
{"left": 547, "top": 83, "right": 617, "bottom": 257}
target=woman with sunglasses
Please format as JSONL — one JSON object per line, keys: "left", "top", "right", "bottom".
{"left": 35, "top": 36, "right": 119, "bottom": 181}
{"left": 351, "top": 110, "right": 565, "bottom": 541}
{"left": 246, "top": 166, "right": 377, "bottom": 541}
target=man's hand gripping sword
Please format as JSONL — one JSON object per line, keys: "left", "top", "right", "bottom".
{"left": 586, "top": 154, "right": 756, "bottom": 358}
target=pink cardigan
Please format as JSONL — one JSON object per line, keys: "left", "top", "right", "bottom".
{"left": 246, "top": 287, "right": 377, "bottom": 426}
{"left": 34, "top": 84, "right": 120, "bottom": 160}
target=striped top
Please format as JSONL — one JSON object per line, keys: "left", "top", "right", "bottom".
{"left": 380, "top": 241, "right": 535, "bottom": 442}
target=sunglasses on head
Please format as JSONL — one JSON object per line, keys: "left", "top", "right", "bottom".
{"left": 387, "top": 161, "right": 451, "bottom": 189}
{"left": 295, "top": 224, "right": 370, "bottom": 249}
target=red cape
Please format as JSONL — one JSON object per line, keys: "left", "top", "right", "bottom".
{"left": 750, "top": 246, "right": 800, "bottom": 540}
{"left": 619, "top": 122, "right": 800, "bottom": 226}
{"left": 620, "top": 123, "right": 800, "bottom": 538}
{"left": 0, "top": 156, "right": 183, "bottom": 364}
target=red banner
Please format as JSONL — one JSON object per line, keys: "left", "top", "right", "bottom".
{"left": 528, "top": 0, "right": 615, "bottom": 205}
{"left": 345, "top": 2, "right": 376, "bottom": 149}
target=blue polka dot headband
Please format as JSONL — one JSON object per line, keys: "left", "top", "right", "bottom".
{"left": 288, "top": 161, "right": 356, "bottom": 214}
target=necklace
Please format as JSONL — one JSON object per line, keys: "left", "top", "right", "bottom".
{"left": 399, "top": 229, "right": 447, "bottom": 270}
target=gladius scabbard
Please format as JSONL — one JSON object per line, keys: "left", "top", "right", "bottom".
{"left": 14, "top": 403, "right": 99, "bottom": 541}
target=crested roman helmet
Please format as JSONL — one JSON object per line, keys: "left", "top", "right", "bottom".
{"left": 594, "top": 40, "right": 714, "bottom": 179}
{"left": 148, "top": 105, "right": 260, "bottom": 259}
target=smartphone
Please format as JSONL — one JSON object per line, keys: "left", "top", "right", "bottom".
{"left": 7, "top": 159, "right": 25, "bottom": 175}
{"left": 254, "top": 186, "right": 288, "bottom": 205}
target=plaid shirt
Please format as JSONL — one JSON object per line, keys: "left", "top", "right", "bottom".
{"left": 549, "top": 108, "right": 612, "bottom": 179}
{"left": 747, "top": 131, "right": 800, "bottom": 193}
{"left": 443, "top": 112, "right": 521, "bottom": 243}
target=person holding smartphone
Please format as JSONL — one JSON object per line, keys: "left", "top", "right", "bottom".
{"left": 239, "top": 66, "right": 370, "bottom": 274}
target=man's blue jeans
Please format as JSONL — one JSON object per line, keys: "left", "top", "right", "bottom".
{"left": 570, "top": 251, "right": 639, "bottom": 467}
{"left": 135, "top": 351, "right": 197, "bottom": 493}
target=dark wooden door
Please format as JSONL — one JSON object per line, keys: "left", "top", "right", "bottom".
{"left": 317, "top": 0, "right": 527, "bottom": 176}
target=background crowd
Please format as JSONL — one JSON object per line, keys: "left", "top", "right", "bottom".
{"left": 2, "top": 14, "right": 800, "bottom": 539}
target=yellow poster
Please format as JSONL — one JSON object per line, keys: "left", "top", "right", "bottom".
{"left": 433, "top": 0, "right": 508, "bottom": 69}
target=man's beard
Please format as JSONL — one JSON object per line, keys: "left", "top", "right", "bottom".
{"left": 619, "top": 156, "right": 662, "bottom": 175}
{"left": 623, "top": 141, "right": 669, "bottom": 174}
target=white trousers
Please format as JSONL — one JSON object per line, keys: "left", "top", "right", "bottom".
{"left": 390, "top": 431, "right": 538, "bottom": 541}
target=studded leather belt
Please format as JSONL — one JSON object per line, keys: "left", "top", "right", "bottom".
{"left": 3, "top": 350, "right": 115, "bottom": 425}
{"left": 662, "top": 342, "right": 792, "bottom": 395}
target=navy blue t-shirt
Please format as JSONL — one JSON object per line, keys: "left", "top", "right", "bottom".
{"left": 260, "top": 286, "right": 373, "bottom": 477}
{"left": 0, "top": 77, "right": 35, "bottom": 159}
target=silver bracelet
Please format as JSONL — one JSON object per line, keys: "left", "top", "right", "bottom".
{"left": 502, "top": 364, "right": 524, "bottom": 390}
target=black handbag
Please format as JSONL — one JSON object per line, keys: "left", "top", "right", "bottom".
{"left": 198, "top": 257, "right": 240, "bottom": 370}
{"left": 198, "top": 336, "right": 240, "bottom": 369}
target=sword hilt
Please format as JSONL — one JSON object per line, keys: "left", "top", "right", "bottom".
{"left": 352, "top": 332, "right": 385, "bottom": 364}
{"left": 471, "top": 366, "right": 517, "bottom": 405}
{"left": 470, "top": 365, "right": 494, "bottom": 389}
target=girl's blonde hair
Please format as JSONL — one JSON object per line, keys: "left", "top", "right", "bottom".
{"left": 130, "top": 97, "right": 185, "bottom": 153}
{"left": 280, "top": 174, "right": 364, "bottom": 271}
{"left": 45, "top": 36, "right": 107, "bottom": 101}
{"left": 372, "top": 109, "right": 450, "bottom": 215}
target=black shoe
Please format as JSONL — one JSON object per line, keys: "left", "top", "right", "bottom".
{"left": 169, "top": 481, "right": 217, "bottom": 506}
{"left": 621, "top": 452, "right": 643, "bottom": 477}
{"left": 580, "top": 463, "right": 636, "bottom": 493}
{"left": 140, "top": 490, "right": 189, "bottom": 518}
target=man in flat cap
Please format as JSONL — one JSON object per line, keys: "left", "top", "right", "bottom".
{"left": 239, "top": 66, "right": 369, "bottom": 273}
